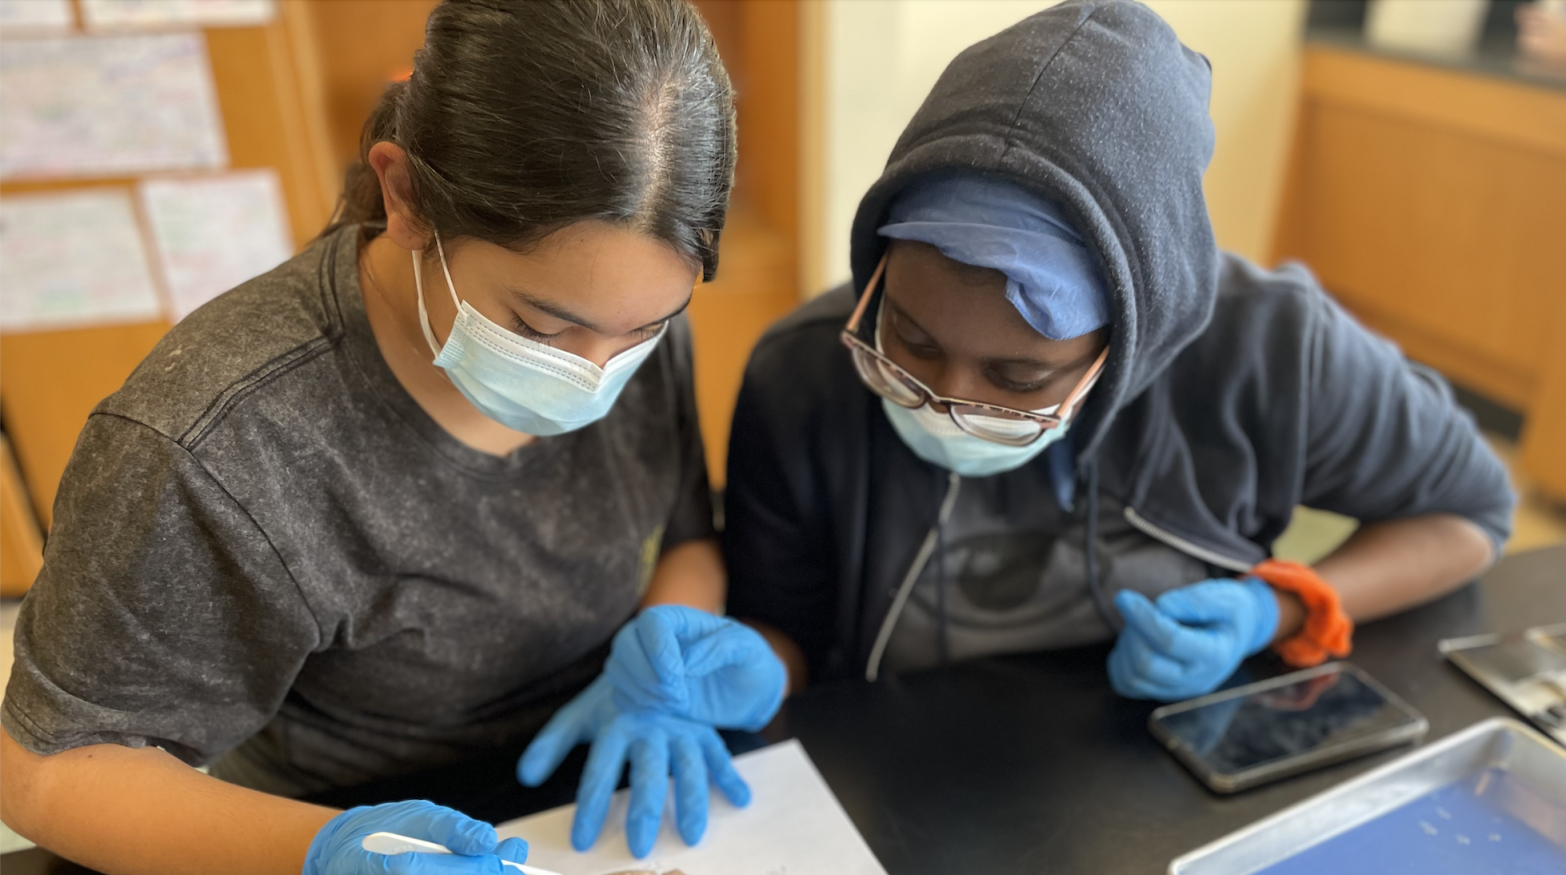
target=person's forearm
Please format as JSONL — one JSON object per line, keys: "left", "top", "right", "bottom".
{"left": 641, "top": 537, "right": 807, "bottom": 693}
{"left": 1271, "top": 513, "right": 1495, "bottom": 642}
{"left": 641, "top": 536, "right": 726, "bottom": 614}
{"left": 1, "top": 729, "right": 336, "bottom": 875}
{"left": 742, "top": 619, "right": 808, "bottom": 695}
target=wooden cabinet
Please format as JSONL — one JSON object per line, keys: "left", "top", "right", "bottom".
{"left": 1274, "top": 44, "right": 1566, "bottom": 500}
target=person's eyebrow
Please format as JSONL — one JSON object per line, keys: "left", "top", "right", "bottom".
{"left": 886, "top": 298, "right": 937, "bottom": 340}
{"left": 648, "top": 294, "right": 694, "bottom": 328}
{"left": 984, "top": 346, "right": 1097, "bottom": 374}
{"left": 890, "top": 297, "right": 1084, "bottom": 372}
{"left": 508, "top": 287, "right": 693, "bottom": 335}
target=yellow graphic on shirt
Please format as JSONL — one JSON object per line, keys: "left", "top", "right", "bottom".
{"left": 636, "top": 525, "right": 664, "bottom": 597}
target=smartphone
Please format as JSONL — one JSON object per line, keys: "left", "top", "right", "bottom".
{"left": 1148, "top": 662, "right": 1428, "bottom": 794}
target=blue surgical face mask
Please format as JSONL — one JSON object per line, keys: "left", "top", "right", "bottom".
{"left": 881, "top": 398, "right": 1072, "bottom": 478}
{"left": 413, "top": 236, "right": 664, "bottom": 436}
{"left": 875, "top": 299, "right": 1091, "bottom": 477}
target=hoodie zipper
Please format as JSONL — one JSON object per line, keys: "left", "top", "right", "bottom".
{"left": 1122, "top": 506, "right": 1254, "bottom": 574}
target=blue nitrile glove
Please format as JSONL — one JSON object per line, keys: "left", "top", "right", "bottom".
{"left": 1107, "top": 578, "right": 1280, "bottom": 702}
{"left": 516, "top": 675, "right": 751, "bottom": 858}
{"left": 604, "top": 605, "right": 786, "bottom": 731}
{"left": 304, "top": 799, "right": 529, "bottom": 874}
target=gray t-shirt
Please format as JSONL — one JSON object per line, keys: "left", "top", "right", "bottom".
{"left": 882, "top": 467, "right": 1210, "bottom": 674}
{"left": 2, "top": 225, "right": 714, "bottom": 796}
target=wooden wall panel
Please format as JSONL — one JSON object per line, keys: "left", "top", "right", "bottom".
{"left": 693, "top": 0, "right": 741, "bottom": 62}
{"left": 796, "top": 0, "right": 826, "bottom": 298}
{"left": 206, "top": 22, "right": 336, "bottom": 247}
{"left": 1520, "top": 321, "right": 1566, "bottom": 499}
{"left": 299, "top": 0, "right": 436, "bottom": 170}
{"left": 1, "top": 323, "right": 168, "bottom": 528}
{"left": 686, "top": 207, "right": 796, "bottom": 482}
{"left": 736, "top": 0, "right": 802, "bottom": 246}
{"left": 685, "top": 1, "right": 805, "bottom": 483}
{"left": 1, "top": 435, "right": 44, "bottom": 597}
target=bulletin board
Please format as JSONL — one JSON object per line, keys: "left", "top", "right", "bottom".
{"left": 0, "top": 0, "right": 338, "bottom": 584}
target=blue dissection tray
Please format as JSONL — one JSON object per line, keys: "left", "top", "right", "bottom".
{"left": 1170, "top": 718, "right": 1566, "bottom": 875}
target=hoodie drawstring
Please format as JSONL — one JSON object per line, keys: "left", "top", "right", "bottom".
{"left": 866, "top": 471, "right": 962, "bottom": 682}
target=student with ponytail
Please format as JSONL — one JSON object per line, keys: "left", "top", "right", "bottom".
{"left": 0, "top": 1, "right": 783, "bottom": 871}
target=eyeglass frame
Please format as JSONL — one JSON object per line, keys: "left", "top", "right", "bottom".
{"left": 839, "top": 252, "right": 1110, "bottom": 447}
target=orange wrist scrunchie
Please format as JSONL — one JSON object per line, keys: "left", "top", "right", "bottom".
{"left": 1250, "top": 559, "right": 1353, "bottom": 668}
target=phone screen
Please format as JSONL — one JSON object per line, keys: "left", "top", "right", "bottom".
{"left": 1153, "top": 666, "right": 1419, "bottom": 775}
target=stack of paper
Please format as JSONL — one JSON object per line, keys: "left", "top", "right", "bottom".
{"left": 497, "top": 740, "right": 887, "bottom": 875}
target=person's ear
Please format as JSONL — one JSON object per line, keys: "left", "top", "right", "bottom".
{"left": 367, "top": 142, "right": 429, "bottom": 252}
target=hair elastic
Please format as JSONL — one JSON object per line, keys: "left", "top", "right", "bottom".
{"left": 1251, "top": 559, "right": 1353, "bottom": 667}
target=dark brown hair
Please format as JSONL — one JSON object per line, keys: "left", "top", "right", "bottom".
{"left": 328, "top": 0, "right": 735, "bottom": 280}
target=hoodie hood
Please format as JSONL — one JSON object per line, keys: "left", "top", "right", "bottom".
{"left": 850, "top": 0, "right": 1218, "bottom": 461}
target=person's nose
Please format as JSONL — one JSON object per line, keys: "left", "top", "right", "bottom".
{"left": 562, "top": 332, "right": 642, "bottom": 369}
{"left": 925, "top": 363, "right": 989, "bottom": 407}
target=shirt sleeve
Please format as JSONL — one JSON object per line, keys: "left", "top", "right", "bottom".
{"left": 658, "top": 315, "right": 716, "bottom": 549}
{"left": 722, "top": 328, "right": 844, "bottom": 676}
{"left": 1299, "top": 291, "right": 1516, "bottom": 556}
{"left": 2, "top": 414, "right": 322, "bottom": 766}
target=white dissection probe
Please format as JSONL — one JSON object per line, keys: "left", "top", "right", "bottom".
{"left": 361, "top": 831, "right": 563, "bottom": 875}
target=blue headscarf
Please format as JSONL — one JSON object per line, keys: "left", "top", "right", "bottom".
{"left": 877, "top": 175, "right": 1109, "bottom": 340}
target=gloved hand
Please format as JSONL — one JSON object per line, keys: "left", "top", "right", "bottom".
{"left": 604, "top": 605, "right": 786, "bottom": 731}
{"left": 1107, "top": 578, "right": 1280, "bottom": 702}
{"left": 304, "top": 799, "right": 529, "bottom": 874}
{"left": 517, "top": 675, "right": 751, "bottom": 858}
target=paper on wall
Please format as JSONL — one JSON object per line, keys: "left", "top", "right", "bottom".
{"left": 0, "top": 189, "right": 164, "bottom": 332}
{"left": 0, "top": 0, "right": 73, "bottom": 32}
{"left": 496, "top": 740, "right": 888, "bottom": 875}
{"left": 82, "top": 0, "right": 274, "bottom": 30}
{"left": 0, "top": 33, "right": 227, "bottom": 180}
{"left": 139, "top": 170, "right": 294, "bottom": 321}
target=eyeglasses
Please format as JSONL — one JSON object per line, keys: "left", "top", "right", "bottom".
{"left": 840, "top": 253, "right": 1109, "bottom": 447}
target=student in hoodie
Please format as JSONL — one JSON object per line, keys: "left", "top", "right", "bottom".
{"left": 721, "top": 0, "right": 1515, "bottom": 698}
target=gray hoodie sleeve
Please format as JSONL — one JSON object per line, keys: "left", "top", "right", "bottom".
{"left": 1299, "top": 289, "right": 1515, "bottom": 555}
{"left": 2, "top": 414, "right": 322, "bottom": 765}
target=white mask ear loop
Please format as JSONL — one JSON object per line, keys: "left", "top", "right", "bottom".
{"left": 412, "top": 232, "right": 465, "bottom": 359}
{"left": 412, "top": 249, "right": 440, "bottom": 357}
{"left": 433, "top": 232, "right": 461, "bottom": 309}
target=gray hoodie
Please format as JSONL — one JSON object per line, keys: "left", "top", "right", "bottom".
{"left": 723, "top": 0, "right": 1513, "bottom": 682}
